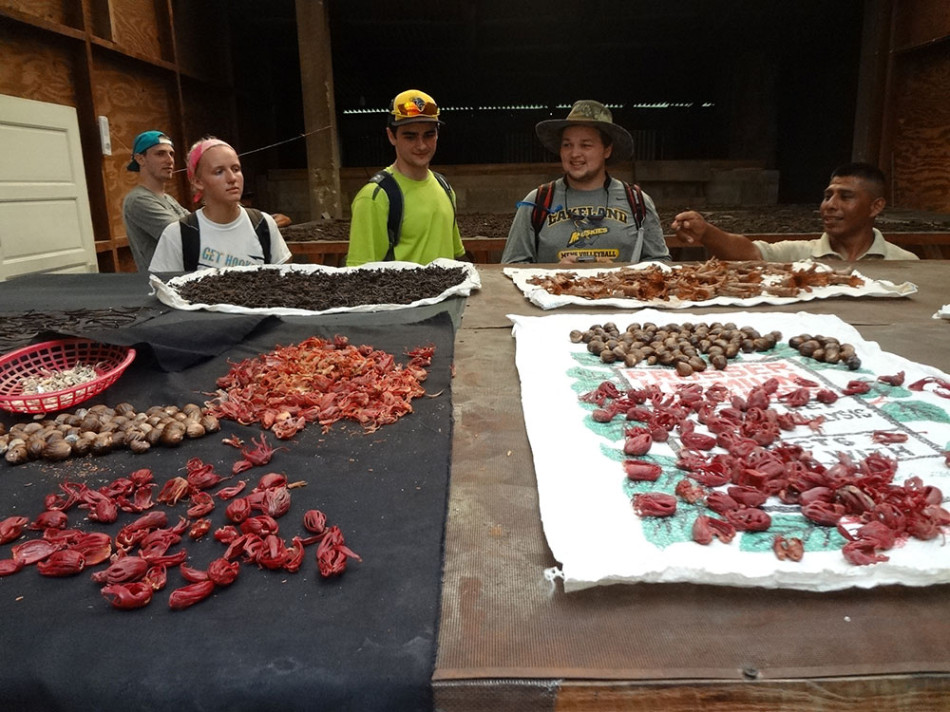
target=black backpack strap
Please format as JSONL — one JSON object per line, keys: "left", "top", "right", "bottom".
{"left": 622, "top": 181, "right": 646, "bottom": 230}
{"left": 244, "top": 207, "right": 271, "bottom": 264}
{"left": 179, "top": 212, "right": 201, "bottom": 271}
{"left": 531, "top": 180, "right": 557, "bottom": 253}
{"left": 369, "top": 170, "right": 402, "bottom": 261}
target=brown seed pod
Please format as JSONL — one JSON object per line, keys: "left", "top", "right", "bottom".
{"left": 43, "top": 439, "right": 73, "bottom": 462}
{"left": 185, "top": 421, "right": 206, "bottom": 439}
{"left": 160, "top": 423, "right": 185, "bottom": 447}
{"left": 200, "top": 414, "right": 220, "bottom": 433}
{"left": 91, "top": 432, "right": 113, "bottom": 456}
{"left": 129, "top": 439, "right": 151, "bottom": 454}
{"left": 5, "top": 443, "right": 30, "bottom": 465}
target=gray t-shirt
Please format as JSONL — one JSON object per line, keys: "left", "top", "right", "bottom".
{"left": 122, "top": 185, "right": 189, "bottom": 271}
{"left": 501, "top": 176, "right": 670, "bottom": 264}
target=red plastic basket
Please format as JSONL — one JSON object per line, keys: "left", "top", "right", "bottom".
{"left": 0, "top": 339, "right": 136, "bottom": 414}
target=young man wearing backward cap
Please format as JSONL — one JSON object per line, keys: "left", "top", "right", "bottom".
{"left": 346, "top": 89, "right": 465, "bottom": 266}
{"left": 122, "top": 130, "right": 190, "bottom": 271}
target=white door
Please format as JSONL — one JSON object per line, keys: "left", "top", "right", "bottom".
{"left": 0, "top": 94, "right": 98, "bottom": 281}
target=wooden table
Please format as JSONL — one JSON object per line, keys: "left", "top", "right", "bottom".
{"left": 434, "top": 262, "right": 950, "bottom": 710}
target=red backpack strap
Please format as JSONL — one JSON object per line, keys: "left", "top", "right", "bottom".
{"left": 622, "top": 182, "right": 646, "bottom": 229}
{"left": 531, "top": 181, "right": 556, "bottom": 252}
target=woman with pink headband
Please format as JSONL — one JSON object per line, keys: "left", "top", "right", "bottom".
{"left": 148, "top": 137, "right": 291, "bottom": 272}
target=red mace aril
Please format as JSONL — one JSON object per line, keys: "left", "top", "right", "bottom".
{"left": 674, "top": 479, "right": 706, "bottom": 504}
{"left": 726, "top": 485, "right": 768, "bottom": 508}
{"left": 232, "top": 434, "right": 282, "bottom": 474}
{"left": 179, "top": 563, "right": 209, "bottom": 583}
{"left": 316, "top": 526, "right": 362, "bottom": 578}
{"left": 0, "top": 558, "right": 24, "bottom": 576}
{"left": 90, "top": 556, "right": 149, "bottom": 584}
{"left": 725, "top": 507, "right": 772, "bottom": 532}
{"left": 28, "top": 511, "right": 68, "bottom": 531}
{"left": 186, "top": 463, "right": 228, "bottom": 492}
{"left": 186, "top": 491, "right": 215, "bottom": 519}
{"left": 214, "top": 525, "right": 240, "bottom": 544}
{"left": 773, "top": 535, "right": 804, "bottom": 562}
{"left": 815, "top": 389, "right": 839, "bottom": 404}
{"left": 0, "top": 516, "right": 30, "bottom": 544}
{"left": 215, "top": 480, "right": 247, "bottom": 500}
{"left": 225, "top": 497, "right": 252, "bottom": 523}
{"left": 207, "top": 558, "right": 240, "bottom": 586}
{"left": 156, "top": 477, "right": 191, "bottom": 505}
{"left": 842, "top": 380, "right": 872, "bottom": 396}
{"left": 623, "top": 431, "right": 653, "bottom": 456}
{"left": 623, "top": 460, "right": 663, "bottom": 482}
{"left": 261, "top": 486, "right": 292, "bottom": 518}
{"left": 257, "top": 534, "right": 290, "bottom": 570}
{"left": 71, "top": 532, "right": 113, "bottom": 565}
{"left": 632, "top": 492, "right": 677, "bottom": 517}
{"left": 36, "top": 549, "right": 86, "bottom": 577}
{"left": 189, "top": 518, "right": 212, "bottom": 539}
{"left": 692, "top": 515, "right": 736, "bottom": 545}
{"left": 254, "top": 472, "right": 287, "bottom": 491}
{"left": 101, "top": 581, "right": 154, "bottom": 610}
{"left": 802, "top": 500, "right": 846, "bottom": 526}
{"left": 241, "top": 515, "right": 280, "bottom": 537}
{"left": 877, "top": 371, "right": 905, "bottom": 386}
{"left": 679, "top": 430, "right": 717, "bottom": 451}
{"left": 284, "top": 537, "right": 306, "bottom": 573}
{"left": 11, "top": 538, "right": 62, "bottom": 565}
{"left": 169, "top": 580, "right": 215, "bottom": 610}
{"left": 143, "top": 564, "right": 167, "bottom": 591}
{"left": 78, "top": 490, "right": 118, "bottom": 524}
{"left": 303, "top": 509, "right": 327, "bottom": 536}
{"left": 842, "top": 539, "right": 890, "bottom": 566}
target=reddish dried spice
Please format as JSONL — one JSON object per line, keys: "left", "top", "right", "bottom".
{"left": 207, "top": 336, "right": 435, "bottom": 439}
{"left": 589, "top": 374, "right": 950, "bottom": 567}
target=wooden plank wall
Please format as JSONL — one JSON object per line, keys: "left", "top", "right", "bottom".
{"left": 0, "top": 0, "right": 231, "bottom": 273}
{"left": 883, "top": 0, "right": 950, "bottom": 213}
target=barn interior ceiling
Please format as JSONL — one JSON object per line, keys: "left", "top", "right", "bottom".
{"left": 226, "top": 0, "right": 863, "bottom": 198}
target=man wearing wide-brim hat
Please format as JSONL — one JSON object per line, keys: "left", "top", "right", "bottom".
{"left": 502, "top": 100, "right": 670, "bottom": 265}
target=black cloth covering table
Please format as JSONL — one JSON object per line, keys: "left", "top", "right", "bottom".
{"left": 0, "top": 273, "right": 460, "bottom": 711}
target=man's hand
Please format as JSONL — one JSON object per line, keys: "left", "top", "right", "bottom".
{"left": 671, "top": 210, "right": 708, "bottom": 245}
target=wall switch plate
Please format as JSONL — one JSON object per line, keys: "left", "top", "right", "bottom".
{"left": 98, "top": 116, "right": 112, "bottom": 156}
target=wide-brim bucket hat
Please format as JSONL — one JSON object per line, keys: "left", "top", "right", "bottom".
{"left": 535, "top": 100, "right": 634, "bottom": 162}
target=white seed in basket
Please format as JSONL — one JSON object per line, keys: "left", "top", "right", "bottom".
{"left": 18, "top": 364, "right": 98, "bottom": 395}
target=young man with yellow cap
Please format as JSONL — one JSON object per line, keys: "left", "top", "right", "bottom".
{"left": 121, "top": 130, "right": 190, "bottom": 271}
{"left": 502, "top": 100, "right": 670, "bottom": 265}
{"left": 346, "top": 89, "right": 465, "bottom": 266}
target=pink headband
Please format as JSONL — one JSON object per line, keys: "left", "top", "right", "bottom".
{"left": 187, "top": 139, "right": 233, "bottom": 203}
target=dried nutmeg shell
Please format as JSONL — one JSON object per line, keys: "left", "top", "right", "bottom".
{"left": 5, "top": 443, "right": 30, "bottom": 465}
{"left": 91, "top": 433, "right": 114, "bottom": 456}
{"left": 160, "top": 423, "right": 185, "bottom": 447}
{"left": 43, "top": 439, "right": 73, "bottom": 462}
{"left": 129, "top": 439, "right": 151, "bottom": 454}
{"left": 185, "top": 421, "right": 206, "bottom": 439}
{"left": 569, "top": 329, "right": 584, "bottom": 343}
{"left": 199, "top": 414, "right": 220, "bottom": 434}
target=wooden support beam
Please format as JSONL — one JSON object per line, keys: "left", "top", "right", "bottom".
{"left": 295, "top": 0, "right": 342, "bottom": 221}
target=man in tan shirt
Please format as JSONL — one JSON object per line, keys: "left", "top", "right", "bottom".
{"left": 671, "top": 162, "right": 918, "bottom": 261}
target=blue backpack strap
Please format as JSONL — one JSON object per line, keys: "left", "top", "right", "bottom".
{"left": 179, "top": 212, "right": 201, "bottom": 271}
{"left": 244, "top": 207, "right": 271, "bottom": 264}
{"left": 369, "top": 170, "right": 402, "bottom": 261}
